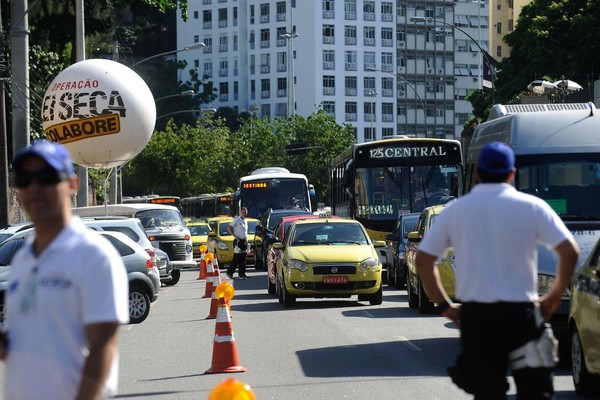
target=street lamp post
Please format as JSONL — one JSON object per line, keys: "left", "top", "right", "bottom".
{"left": 154, "top": 90, "right": 195, "bottom": 103}
{"left": 280, "top": 32, "right": 299, "bottom": 118}
{"left": 410, "top": 16, "right": 495, "bottom": 105}
{"left": 132, "top": 42, "right": 206, "bottom": 69}
{"left": 366, "top": 66, "right": 427, "bottom": 137}
{"left": 368, "top": 90, "right": 378, "bottom": 139}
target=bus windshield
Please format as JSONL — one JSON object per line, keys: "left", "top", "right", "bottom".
{"left": 136, "top": 209, "right": 186, "bottom": 228}
{"left": 240, "top": 178, "right": 309, "bottom": 217}
{"left": 354, "top": 164, "right": 461, "bottom": 220}
{"left": 516, "top": 154, "right": 600, "bottom": 219}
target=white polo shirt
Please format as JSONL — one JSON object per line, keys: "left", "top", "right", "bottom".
{"left": 229, "top": 216, "right": 248, "bottom": 240}
{"left": 5, "top": 217, "right": 129, "bottom": 400}
{"left": 418, "top": 183, "right": 573, "bottom": 303}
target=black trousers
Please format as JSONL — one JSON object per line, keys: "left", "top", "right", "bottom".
{"left": 227, "top": 252, "right": 247, "bottom": 277}
{"left": 449, "top": 302, "right": 554, "bottom": 400}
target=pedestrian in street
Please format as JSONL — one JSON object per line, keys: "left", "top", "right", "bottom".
{"left": 226, "top": 207, "right": 250, "bottom": 279}
{"left": 0, "top": 140, "right": 129, "bottom": 399}
{"left": 415, "top": 141, "right": 579, "bottom": 399}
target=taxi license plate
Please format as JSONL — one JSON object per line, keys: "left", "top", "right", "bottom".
{"left": 323, "top": 275, "right": 347, "bottom": 284}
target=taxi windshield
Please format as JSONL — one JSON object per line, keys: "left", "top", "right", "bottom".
{"left": 291, "top": 223, "right": 368, "bottom": 246}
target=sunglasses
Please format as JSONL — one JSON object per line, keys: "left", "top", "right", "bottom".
{"left": 14, "top": 168, "right": 68, "bottom": 188}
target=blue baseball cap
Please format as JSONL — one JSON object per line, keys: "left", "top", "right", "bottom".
{"left": 478, "top": 142, "right": 515, "bottom": 174}
{"left": 13, "top": 140, "right": 75, "bottom": 176}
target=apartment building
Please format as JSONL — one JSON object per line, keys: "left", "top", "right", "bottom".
{"left": 177, "top": 0, "right": 489, "bottom": 142}
{"left": 490, "top": 0, "right": 531, "bottom": 61}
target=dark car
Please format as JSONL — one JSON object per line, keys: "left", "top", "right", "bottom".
{"left": 253, "top": 208, "right": 312, "bottom": 270}
{"left": 385, "top": 213, "right": 420, "bottom": 288}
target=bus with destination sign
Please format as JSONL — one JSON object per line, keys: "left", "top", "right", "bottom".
{"left": 235, "top": 167, "right": 315, "bottom": 218}
{"left": 330, "top": 136, "right": 463, "bottom": 283}
{"left": 180, "top": 193, "right": 235, "bottom": 220}
{"left": 123, "top": 195, "right": 181, "bottom": 210}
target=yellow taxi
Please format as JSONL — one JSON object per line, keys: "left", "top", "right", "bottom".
{"left": 208, "top": 217, "right": 260, "bottom": 265}
{"left": 569, "top": 239, "right": 600, "bottom": 396}
{"left": 186, "top": 220, "right": 211, "bottom": 261}
{"left": 272, "top": 218, "right": 384, "bottom": 308}
{"left": 405, "top": 204, "right": 456, "bottom": 314}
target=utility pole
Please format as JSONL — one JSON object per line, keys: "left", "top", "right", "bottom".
{"left": 10, "top": 0, "right": 30, "bottom": 158}
{"left": 0, "top": 9, "right": 9, "bottom": 226}
{"left": 75, "top": 0, "right": 89, "bottom": 207}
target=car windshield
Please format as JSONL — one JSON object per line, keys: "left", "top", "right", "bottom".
{"left": 291, "top": 223, "right": 368, "bottom": 246}
{"left": 137, "top": 209, "right": 186, "bottom": 228}
{"left": 401, "top": 216, "right": 419, "bottom": 238}
{"left": 188, "top": 225, "right": 210, "bottom": 236}
{"left": 268, "top": 210, "right": 310, "bottom": 230}
{"left": 219, "top": 220, "right": 259, "bottom": 235}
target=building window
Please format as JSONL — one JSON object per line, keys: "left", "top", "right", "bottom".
{"left": 364, "top": 77, "right": 375, "bottom": 96}
{"left": 203, "top": 10, "right": 212, "bottom": 28}
{"left": 203, "top": 37, "right": 213, "bottom": 53}
{"left": 363, "top": 1, "right": 375, "bottom": 21}
{"left": 194, "top": 59, "right": 200, "bottom": 68}
{"left": 381, "top": 52, "right": 393, "bottom": 71}
{"left": 363, "top": 52, "right": 376, "bottom": 70}
{"left": 345, "top": 0, "right": 357, "bottom": 19}
{"left": 345, "top": 25, "right": 357, "bottom": 45}
{"left": 345, "top": 50, "right": 357, "bottom": 71}
{"left": 381, "top": 77, "right": 393, "bottom": 97}
{"left": 277, "top": 52, "right": 287, "bottom": 72}
{"left": 218, "top": 8, "right": 228, "bottom": 27}
{"left": 260, "top": 53, "right": 270, "bottom": 73}
{"left": 381, "top": 28, "right": 393, "bottom": 46}
{"left": 277, "top": 77, "right": 287, "bottom": 97}
{"left": 363, "top": 26, "right": 375, "bottom": 46}
{"left": 323, "top": 50, "right": 335, "bottom": 69}
{"left": 203, "top": 61, "right": 213, "bottom": 78}
{"left": 260, "top": 29, "right": 270, "bottom": 48}
{"left": 219, "top": 60, "right": 229, "bottom": 77}
{"left": 193, "top": 11, "right": 199, "bottom": 19}
{"left": 345, "top": 102, "right": 357, "bottom": 121}
{"left": 261, "top": 79, "right": 271, "bottom": 98}
{"left": 496, "top": 22, "right": 502, "bottom": 34}
{"left": 345, "top": 76, "right": 357, "bottom": 96}
{"left": 260, "top": 3, "right": 270, "bottom": 23}
{"left": 382, "top": 127, "right": 394, "bottom": 137}
{"left": 323, "top": 75, "right": 335, "bottom": 95}
{"left": 496, "top": 45, "right": 502, "bottom": 58}
{"left": 323, "top": 24, "right": 335, "bottom": 44}
{"left": 323, "top": 0, "right": 335, "bottom": 18}
{"left": 276, "top": 1, "right": 286, "bottom": 21}
{"left": 219, "top": 82, "right": 229, "bottom": 101}
{"left": 364, "top": 127, "right": 375, "bottom": 141}
{"left": 261, "top": 104, "right": 271, "bottom": 117}
{"left": 219, "top": 36, "right": 228, "bottom": 52}
{"left": 381, "top": 2, "right": 393, "bottom": 21}
{"left": 322, "top": 101, "right": 335, "bottom": 115}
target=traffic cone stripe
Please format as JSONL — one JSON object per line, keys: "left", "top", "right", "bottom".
{"left": 214, "top": 334, "right": 235, "bottom": 343}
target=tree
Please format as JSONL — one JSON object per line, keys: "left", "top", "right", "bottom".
{"left": 496, "top": 0, "right": 600, "bottom": 103}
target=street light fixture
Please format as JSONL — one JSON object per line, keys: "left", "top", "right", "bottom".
{"left": 410, "top": 16, "right": 496, "bottom": 105}
{"left": 154, "top": 90, "right": 195, "bottom": 103}
{"left": 280, "top": 32, "right": 299, "bottom": 118}
{"left": 132, "top": 42, "right": 206, "bottom": 69}
{"left": 366, "top": 66, "right": 427, "bottom": 137}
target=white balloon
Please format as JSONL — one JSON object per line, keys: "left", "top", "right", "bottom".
{"left": 41, "top": 59, "right": 156, "bottom": 169}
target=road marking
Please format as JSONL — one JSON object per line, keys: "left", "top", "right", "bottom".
{"left": 396, "top": 336, "right": 422, "bottom": 352}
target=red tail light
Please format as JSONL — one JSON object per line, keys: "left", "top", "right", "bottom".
{"left": 145, "top": 248, "right": 156, "bottom": 269}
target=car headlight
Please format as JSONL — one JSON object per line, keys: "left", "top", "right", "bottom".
{"left": 217, "top": 241, "right": 229, "bottom": 251}
{"left": 360, "top": 257, "right": 379, "bottom": 271}
{"left": 288, "top": 259, "right": 308, "bottom": 272}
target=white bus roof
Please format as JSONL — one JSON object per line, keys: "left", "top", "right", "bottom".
{"left": 73, "top": 203, "right": 180, "bottom": 217}
{"left": 469, "top": 103, "right": 600, "bottom": 158}
{"left": 487, "top": 102, "right": 596, "bottom": 121}
{"left": 239, "top": 171, "right": 308, "bottom": 183}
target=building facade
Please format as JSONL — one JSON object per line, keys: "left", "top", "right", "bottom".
{"left": 490, "top": 0, "right": 531, "bottom": 61}
{"left": 177, "top": 0, "right": 489, "bottom": 142}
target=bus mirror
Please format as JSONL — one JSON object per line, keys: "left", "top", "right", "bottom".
{"left": 407, "top": 231, "right": 421, "bottom": 242}
{"left": 234, "top": 190, "right": 240, "bottom": 201}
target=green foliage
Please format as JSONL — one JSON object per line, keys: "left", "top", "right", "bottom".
{"left": 496, "top": 0, "right": 600, "bottom": 103}
{"left": 122, "top": 111, "right": 355, "bottom": 207}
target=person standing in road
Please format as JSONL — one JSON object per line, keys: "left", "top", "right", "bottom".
{"left": 0, "top": 140, "right": 129, "bottom": 400}
{"left": 226, "top": 207, "right": 250, "bottom": 279}
{"left": 415, "top": 141, "right": 579, "bottom": 399}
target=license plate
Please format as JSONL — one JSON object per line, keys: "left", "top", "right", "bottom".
{"left": 323, "top": 275, "right": 347, "bottom": 284}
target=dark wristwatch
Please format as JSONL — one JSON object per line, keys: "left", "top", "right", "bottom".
{"left": 437, "top": 300, "right": 451, "bottom": 313}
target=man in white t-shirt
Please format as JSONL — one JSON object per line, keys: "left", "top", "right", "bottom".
{"left": 226, "top": 207, "right": 250, "bottom": 279}
{"left": 0, "top": 140, "right": 129, "bottom": 400}
{"left": 415, "top": 142, "right": 579, "bottom": 399}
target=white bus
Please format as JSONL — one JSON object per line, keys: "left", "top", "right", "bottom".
{"left": 465, "top": 102, "right": 600, "bottom": 346}
{"left": 72, "top": 203, "right": 196, "bottom": 270}
{"left": 234, "top": 167, "right": 315, "bottom": 218}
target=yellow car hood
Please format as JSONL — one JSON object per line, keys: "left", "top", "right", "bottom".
{"left": 287, "top": 245, "right": 378, "bottom": 264}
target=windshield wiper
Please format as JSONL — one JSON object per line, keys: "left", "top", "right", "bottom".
{"left": 560, "top": 213, "right": 600, "bottom": 220}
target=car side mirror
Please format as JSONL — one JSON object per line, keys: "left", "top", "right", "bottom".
{"left": 407, "top": 231, "right": 421, "bottom": 242}
{"left": 272, "top": 242, "right": 284, "bottom": 250}
{"left": 208, "top": 232, "right": 216, "bottom": 238}
{"left": 255, "top": 225, "right": 263, "bottom": 233}
{"left": 372, "top": 240, "right": 387, "bottom": 248}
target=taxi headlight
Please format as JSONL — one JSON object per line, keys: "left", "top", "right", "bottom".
{"left": 217, "top": 241, "right": 229, "bottom": 251}
{"left": 360, "top": 257, "right": 379, "bottom": 271}
{"left": 288, "top": 259, "right": 308, "bottom": 272}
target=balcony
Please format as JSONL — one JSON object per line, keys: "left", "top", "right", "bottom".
{"left": 277, "top": 89, "right": 287, "bottom": 97}
{"left": 261, "top": 90, "right": 270, "bottom": 99}
{"left": 345, "top": 11, "right": 356, "bottom": 20}
{"left": 260, "top": 65, "right": 270, "bottom": 73}
{"left": 323, "top": 36, "right": 335, "bottom": 44}
{"left": 260, "top": 40, "right": 270, "bottom": 48}
{"left": 219, "top": 69, "right": 228, "bottom": 77}
{"left": 345, "top": 62, "right": 357, "bottom": 71}
{"left": 277, "top": 64, "right": 287, "bottom": 72}
{"left": 345, "top": 37, "right": 357, "bottom": 45}
{"left": 345, "top": 88, "right": 357, "bottom": 96}
{"left": 219, "top": 44, "right": 228, "bottom": 52}
{"left": 203, "top": 22, "right": 212, "bottom": 29}
{"left": 364, "top": 38, "right": 375, "bottom": 46}
{"left": 323, "top": 87, "right": 335, "bottom": 95}
{"left": 382, "top": 114, "right": 393, "bottom": 122}
{"left": 323, "top": 61, "right": 335, "bottom": 70}
{"left": 277, "top": 14, "right": 286, "bottom": 22}
{"left": 218, "top": 20, "right": 227, "bottom": 28}
{"left": 260, "top": 15, "right": 269, "bottom": 23}
{"left": 323, "top": 10, "right": 334, "bottom": 19}
{"left": 345, "top": 113, "right": 357, "bottom": 121}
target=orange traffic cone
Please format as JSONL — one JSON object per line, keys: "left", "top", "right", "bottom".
{"left": 197, "top": 254, "right": 206, "bottom": 280}
{"left": 203, "top": 260, "right": 215, "bottom": 299}
{"left": 205, "top": 297, "right": 246, "bottom": 374}
{"left": 206, "top": 267, "right": 223, "bottom": 319}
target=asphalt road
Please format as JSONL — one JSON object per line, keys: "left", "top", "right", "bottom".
{"left": 0, "top": 268, "right": 589, "bottom": 399}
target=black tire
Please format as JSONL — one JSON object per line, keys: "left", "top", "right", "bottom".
{"left": 394, "top": 263, "right": 406, "bottom": 289}
{"left": 407, "top": 275, "right": 418, "bottom": 308}
{"left": 418, "top": 281, "right": 435, "bottom": 314}
{"left": 276, "top": 276, "right": 283, "bottom": 304}
{"left": 254, "top": 244, "right": 264, "bottom": 269}
{"left": 368, "top": 285, "right": 383, "bottom": 306}
{"left": 572, "top": 326, "right": 598, "bottom": 395}
{"left": 129, "top": 284, "right": 151, "bottom": 324}
{"left": 0, "top": 300, "right": 5, "bottom": 332}
{"left": 282, "top": 281, "right": 296, "bottom": 308}
{"left": 267, "top": 275, "right": 276, "bottom": 295}
{"left": 387, "top": 266, "right": 396, "bottom": 288}
{"left": 164, "top": 269, "right": 180, "bottom": 286}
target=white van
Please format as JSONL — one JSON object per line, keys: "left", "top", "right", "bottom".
{"left": 73, "top": 203, "right": 196, "bottom": 270}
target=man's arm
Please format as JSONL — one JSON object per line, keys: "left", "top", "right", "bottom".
{"left": 539, "top": 238, "right": 579, "bottom": 321}
{"left": 227, "top": 224, "right": 236, "bottom": 240}
{"left": 415, "top": 250, "right": 460, "bottom": 324}
{"left": 76, "top": 322, "right": 120, "bottom": 400}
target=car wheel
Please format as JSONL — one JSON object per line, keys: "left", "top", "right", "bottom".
{"left": 572, "top": 326, "right": 597, "bottom": 395}
{"left": 282, "top": 281, "right": 296, "bottom": 308}
{"left": 407, "top": 275, "right": 418, "bottom": 308}
{"left": 267, "top": 274, "right": 276, "bottom": 295}
{"left": 387, "top": 266, "right": 396, "bottom": 288}
{"left": 368, "top": 285, "right": 383, "bottom": 306}
{"left": 418, "top": 281, "right": 435, "bottom": 314}
{"left": 254, "top": 246, "right": 263, "bottom": 270}
{"left": 276, "top": 276, "right": 283, "bottom": 304}
{"left": 129, "top": 284, "right": 151, "bottom": 324}
{"left": 394, "top": 263, "right": 406, "bottom": 289}
{"left": 164, "top": 269, "right": 180, "bottom": 286}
